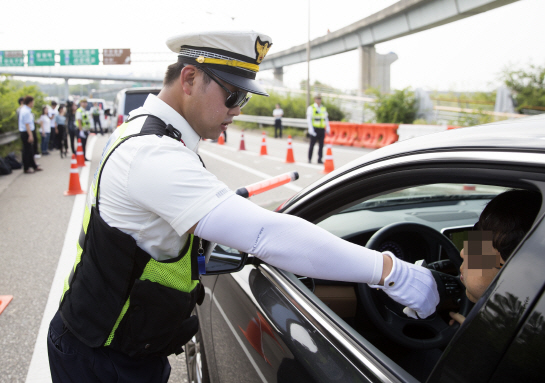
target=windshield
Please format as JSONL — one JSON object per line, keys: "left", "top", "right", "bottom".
{"left": 341, "top": 184, "right": 510, "bottom": 213}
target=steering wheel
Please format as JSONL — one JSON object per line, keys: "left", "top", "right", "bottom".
{"left": 358, "top": 222, "right": 471, "bottom": 349}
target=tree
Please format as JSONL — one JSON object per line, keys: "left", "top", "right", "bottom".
{"left": 503, "top": 64, "right": 545, "bottom": 111}
{"left": 365, "top": 88, "right": 416, "bottom": 124}
{"left": 0, "top": 76, "right": 46, "bottom": 134}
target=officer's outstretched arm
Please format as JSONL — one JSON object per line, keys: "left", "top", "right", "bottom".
{"left": 194, "top": 194, "right": 439, "bottom": 319}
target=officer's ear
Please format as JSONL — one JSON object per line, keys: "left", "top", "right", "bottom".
{"left": 180, "top": 65, "right": 197, "bottom": 95}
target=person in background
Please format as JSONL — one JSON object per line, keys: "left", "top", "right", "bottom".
{"left": 273, "top": 103, "right": 283, "bottom": 138}
{"left": 55, "top": 104, "right": 68, "bottom": 158}
{"left": 16, "top": 97, "right": 24, "bottom": 126}
{"left": 18, "top": 96, "right": 42, "bottom": 173}
{"left": 67, "top": 101, "right": 77, "bottom": 155}
{"left": 91, "top": 102, "right": 103, "bottom": 135}
{"left": 306, "top": 94, "right": 330, "bottom": 164}
{"left": 49, "top": 101, "right": 58, "bottom": 151}
{"left": 38, "top": 106, "right": 51, "bottom": 156}
{"left": 76, "top": 99, "right": 90, "bottom": 161}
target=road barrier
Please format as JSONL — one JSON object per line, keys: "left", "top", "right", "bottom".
{"left": 330, "top": 122, "right": 399, "bottom": 149}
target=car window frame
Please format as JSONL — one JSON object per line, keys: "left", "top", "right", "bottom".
{"left": 273, "top": 153, "right": 545, "bottom": 382}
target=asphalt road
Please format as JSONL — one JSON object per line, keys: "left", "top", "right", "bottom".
{"left": 0, "top": 126, "right": 373, "bottom": 383}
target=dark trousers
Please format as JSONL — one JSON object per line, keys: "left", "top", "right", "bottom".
{"left": 308, "top": 128, "right": 325, "bottom": 162}
{"left": 93, "top": 115, "right": 103, "bottom": 135}
{"left": 56, "top": 125, "right": 68, "bottom": 156}
{"left": 69, "top": 128, "right": 77, "bottom": 154}
{"left": 48, "top": 311, "right": 171, "bottom": 383}
{"left": 20, "top": 132, "right": 37, "bottom": 171}
{"left": 49, "top": 129, "right": 57, "bottom": 150}
{"left": 274, "top": 119, "right": 282, "bottom": 138}
{"left": 32, "top": 130, "right": 39, "bottom": 155}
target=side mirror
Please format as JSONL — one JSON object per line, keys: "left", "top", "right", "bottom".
{"left": 204, "top": 244, "right": 250, "bottom": 275}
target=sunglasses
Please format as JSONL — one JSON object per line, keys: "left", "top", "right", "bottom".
{"left": 200, "top": 67, "right": 252, "bottom": 109}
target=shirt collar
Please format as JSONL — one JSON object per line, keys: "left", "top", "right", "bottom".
{"left": 138, "top": 94, "right": 201, "bottom": 153}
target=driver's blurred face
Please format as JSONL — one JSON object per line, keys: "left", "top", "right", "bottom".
{"left": 459, "top": 246, "right": 502, "bottom": 303}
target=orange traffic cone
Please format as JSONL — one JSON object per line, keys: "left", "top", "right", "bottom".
{"left": 260, "top": 131, "right": 268, "bottom": 156}
{"left": 285, "top": 135, "right": 295, "bottom": 163}
{"left": 239, "top": 130, "right": 246, "bottom": 151}
{"left": 64, "top": 154, "right": 86, "bottom": 196}
{"left": 218, "top": 132, "right": 225, "bottom": 145}
{"left": 323, "top": 138, "right": 335, "bottom": 173}
{"left": 0, "top": 295, "right": 13, "bottom": 315}
{"left": 76, "top": 138, "right": 86, "bottom": 167}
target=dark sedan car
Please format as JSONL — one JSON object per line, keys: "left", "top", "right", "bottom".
{"left": 186, "top": 115, "right": 545, "bottom": 383}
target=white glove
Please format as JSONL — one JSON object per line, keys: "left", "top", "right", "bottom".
{"left": 79, "top": 130, "right": 85, "bottom": 138}
{"left": 369, "top": 251, "right": 439, "bottom": 319}
{"left": 308, "top": 127, "right": 316, "bottom": 137}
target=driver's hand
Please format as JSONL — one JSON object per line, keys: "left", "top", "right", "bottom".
{"left": 368, "top": 251, "right": 440, "bottom": 319}
{"left": 449, "top": 311, "right": 466, "bottom": 325}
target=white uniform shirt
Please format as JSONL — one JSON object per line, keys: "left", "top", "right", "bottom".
{"left": 273, "top": 108, "right": 283, "bottom": 119}
{"left": 98, "top": 94, "right": 234, "bottom": 261}
{"left": 18, "top": 105, "right": 35, "bottom": 132}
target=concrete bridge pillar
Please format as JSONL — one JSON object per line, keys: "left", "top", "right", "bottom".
{"left": 64, "top": 78, "right": 69, "bottom": 101}
{"left": 273, "top": 67, "right": 284, "bottom": 86}
{"left": 358, "top": 46, "right": 398, "bottom": 94}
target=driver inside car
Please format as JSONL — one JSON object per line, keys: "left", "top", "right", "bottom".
{"left": 449, "top": 189, "right": 542, "bottom": 325}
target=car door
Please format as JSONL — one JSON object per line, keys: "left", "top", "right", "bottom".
{"left": 207, "top": 263, "right": 404, "bottom": 383}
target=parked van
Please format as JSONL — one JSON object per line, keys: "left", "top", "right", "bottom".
{"left": 113, "top": 87, "right": 161, "bottom": 128}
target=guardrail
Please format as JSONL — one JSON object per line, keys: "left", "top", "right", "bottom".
{"left": 0, "top": 131, "right": 19, "bottom": 146}
{"left": 234, "top": 114, "right": 307, "bottom": 129}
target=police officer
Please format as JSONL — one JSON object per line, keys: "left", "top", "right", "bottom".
{"left": 47, "top": 30, "right": 439, "bottom": 383}
{"left": 76, "top": 99, "right": 91, "bottom": 161}
{"left": 307, "top": 93, "right": 330, "bottom": 163}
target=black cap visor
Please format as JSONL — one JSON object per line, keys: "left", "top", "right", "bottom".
{"left": 208, "top": 68, "right": 269, "bottom": 97}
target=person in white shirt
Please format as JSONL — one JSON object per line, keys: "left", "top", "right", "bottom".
{"left": 306, "top": 94, "right": 331, "bottom": 163}
{"left": 273, "top": 103, "right": 283, "bottom": 138}
{"left": 18, "top": 96, "right": 42, "bottom": 173}
{"left": 48, "top": 101, "right": 58, "bottom": 151}
{"left": 38, "top": 106, "right": 52, "bottom": 155}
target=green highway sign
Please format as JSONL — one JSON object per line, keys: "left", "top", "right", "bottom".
{"left": 60, "top": 49, "right": 99, "bottom": 66}
{"left": 28, "top": 50, "right": 56, "bottom": 66}
{"left": 0, "top": 51, "right": 24, "bottom": 66}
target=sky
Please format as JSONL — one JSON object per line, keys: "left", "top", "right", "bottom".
{"left": 1, "top": 0, "right": 544, "bottom": 93}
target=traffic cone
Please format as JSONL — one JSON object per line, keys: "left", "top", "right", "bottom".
{"left": 218, "top": 132, "right": 225, "bottom": 145}
{"left": 285, "top": 135, "right": 295, "bottom": 163}
{"left": 323, "top": 138, "right": 335, "bottom": 174}
{"left": 260, "top": 131, "right": 268, "bottom": 156}
{"left": 64, "top": 154, "right": 86, "bottom": 196}
{"left": 0, "top": 295, "right": 13, "bottom": 315}
{"left": 76, "top": 138, "right": 86, "bottom": 167}
{"left": 239, "top": 130, "right": 246, "bottom": 151}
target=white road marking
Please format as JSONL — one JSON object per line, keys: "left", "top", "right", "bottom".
{"left": 25, "top": 136, "right": 97, "bottom": 383}
{"left": 199, "top": 148, "right": 303, "bottom": 193}
{"left": 212, "top": 295, "right": 268, "bottom": 383}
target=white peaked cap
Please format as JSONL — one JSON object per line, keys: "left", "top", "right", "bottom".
{"left": 166, "top": 30, "right": 273, "bottom": 96}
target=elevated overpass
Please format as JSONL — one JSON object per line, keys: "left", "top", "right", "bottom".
{"left": 262, "top": 0, "right": 519, "bottom": 93}
{"left": 0, "top": 70, "right": 162, "bottom": 101}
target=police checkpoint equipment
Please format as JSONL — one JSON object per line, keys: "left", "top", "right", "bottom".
{"left": 235, "top": 171, "right": 299, "bottom": 198}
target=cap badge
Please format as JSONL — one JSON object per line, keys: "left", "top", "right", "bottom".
{"left": 255, "top": 37, "right": 272, "bottom": 64}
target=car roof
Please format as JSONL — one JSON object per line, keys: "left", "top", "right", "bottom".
{"left": 120, "top": 87, "right": 162, "bottom": 94}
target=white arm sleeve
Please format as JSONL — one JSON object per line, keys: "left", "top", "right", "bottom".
{"left": 195, "top": 194, "right": 383, "bottom": 284}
